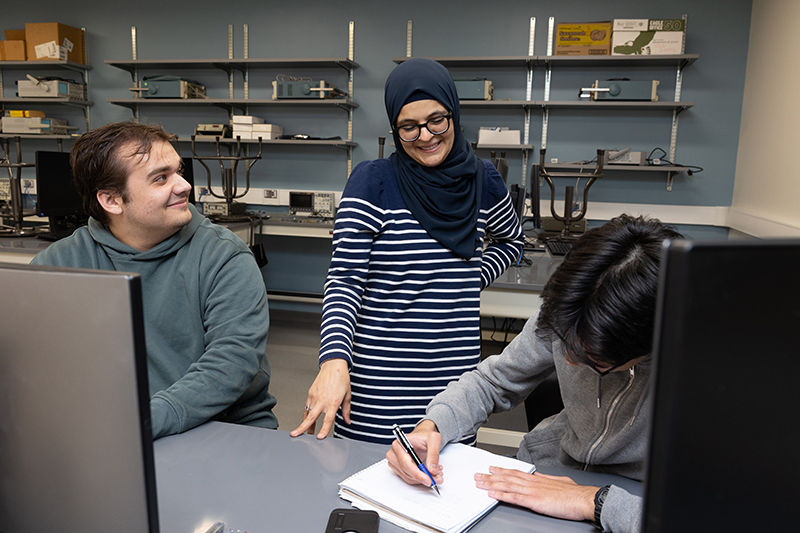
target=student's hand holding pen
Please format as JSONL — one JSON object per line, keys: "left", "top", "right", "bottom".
{"left": 386, "top": 420, "right": 444, "bottom": 487}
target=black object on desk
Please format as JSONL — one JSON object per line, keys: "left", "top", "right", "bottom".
{"left": 644, "top": 238, "right": 800, "bottom": 532}
{"left": 326, "top": 508, "right": 380, "bottom": 533}
{"left": 35, "top": 149, "right": 82, "bottom": 237}
{"left": 544, "top": 236, "right": 574, "bottom": 256}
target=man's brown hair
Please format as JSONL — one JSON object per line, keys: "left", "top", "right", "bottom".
{"left": 70, "top": 122, "right": 175, "bottom": 224}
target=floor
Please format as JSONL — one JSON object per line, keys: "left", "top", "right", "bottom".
{"left": 266, "top": 308, "right": 529, "bottom": 452}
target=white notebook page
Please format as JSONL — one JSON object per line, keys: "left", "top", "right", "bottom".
{"left": 339, "top": 443, "right": 535, "bottom": 533}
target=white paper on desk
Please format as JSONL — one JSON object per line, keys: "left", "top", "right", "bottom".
{"left": 338, "top": 443, "right": 535, "bottom": 533}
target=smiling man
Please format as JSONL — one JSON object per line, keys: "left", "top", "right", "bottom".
{"left": 31, "top": 122, "right": 277, "bottom": 439}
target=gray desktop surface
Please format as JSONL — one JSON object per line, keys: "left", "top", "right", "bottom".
{"left": 490, "top": 254, "right": 563, "bottom": 291}
{"left": 0, "top": 235, "right": 48, "bottom": 254}
{"left": 155, "top": 422, "right": 641, "bottom": 533}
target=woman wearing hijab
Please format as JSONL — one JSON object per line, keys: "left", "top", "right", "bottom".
{"left": 290, "top": 58, "right": 524, "bottom": 444}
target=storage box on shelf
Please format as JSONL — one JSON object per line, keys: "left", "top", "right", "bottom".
{"left": 24, "top": 22, "right": 86, "bottom": 64}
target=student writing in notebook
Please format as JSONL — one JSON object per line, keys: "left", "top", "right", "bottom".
{"left": 386, "top": 215, "right": 682, "bottom": 533}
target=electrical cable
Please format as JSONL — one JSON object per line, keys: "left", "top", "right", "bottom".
{"left": 646, "top": 146, "right": 703, "bottom": 174}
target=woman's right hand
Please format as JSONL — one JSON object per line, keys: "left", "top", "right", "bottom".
{"left": 289, "top": 358, "right": 351, "bottom": 439}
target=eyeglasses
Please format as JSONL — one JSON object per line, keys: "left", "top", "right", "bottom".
{"left": 590, "top": 360, "right": 627, "bottom": 377}
{"left": 395, "top": 113, "right": 452, "bottom": 142}
{"left": 555, "top": 328, "right": 630, "bottom": 376}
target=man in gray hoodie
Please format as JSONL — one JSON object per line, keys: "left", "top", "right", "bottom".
{"left": 32, "top": 122, "right": 277, "bottom": 439}
{"left": 386, "top": 214, "right": 682, "bottom": 532}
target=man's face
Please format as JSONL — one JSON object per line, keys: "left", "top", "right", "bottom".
{"left": 105, "top": 140, "right": 192, "bottom": 251}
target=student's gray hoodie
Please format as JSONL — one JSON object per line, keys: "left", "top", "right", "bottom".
{"left": 425, "top": 313, "right": 648, "bottom": 532}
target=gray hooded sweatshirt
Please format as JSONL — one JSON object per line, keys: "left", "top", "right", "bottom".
{"left": 425, "top": 312, "right": 648, "bottom": 532}
{"left": 32, "top": 205, "right": 278, "bottom": 439}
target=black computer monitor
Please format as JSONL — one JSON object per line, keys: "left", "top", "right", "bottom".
{"left": 181, "top": 155, "right": 196, "bottom": 204}
{"left": 643, "top": 238, "right": 800, "bottom": 532}
{"left": 509, "top": 183, "right": 526, "bottom": 224}
{"left": 0, "top": 263, "right": 159, "bottom": 533}
{"left": 529, "top": 163, "right": 541, "bottom": 230}
{"left": 35, "top": 150, "right": 87, "bottom": 238}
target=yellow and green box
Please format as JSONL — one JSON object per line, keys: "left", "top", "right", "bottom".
{"left": 555, "top": 22, "right": 612, "bottom": 56}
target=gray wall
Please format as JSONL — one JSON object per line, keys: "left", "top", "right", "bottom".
{"left": 3, "top": 0, "right": 753, "bottom": 293}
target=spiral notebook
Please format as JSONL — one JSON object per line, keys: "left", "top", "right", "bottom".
{"left": 338, "top": 443, "right": 535, "bottom": 533}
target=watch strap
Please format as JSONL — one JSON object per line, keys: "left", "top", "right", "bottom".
{"left": 593, "top": 484, "right": 611, "bottom": 529}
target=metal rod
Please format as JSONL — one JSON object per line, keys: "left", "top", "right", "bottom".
{"left": 82, "top": 27, "right": 91, "bottom": 130}
{"left": 228, "top": 25, "right": 234, "bottom": 99}
{"left": 406, "top": 20, "right": 413, "bottom": 57}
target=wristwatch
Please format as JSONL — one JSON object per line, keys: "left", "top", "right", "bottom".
{"left": 593, "top": 484, "right": 611, "bottom": 530}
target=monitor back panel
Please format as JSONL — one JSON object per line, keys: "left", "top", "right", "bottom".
{"left": 644, "top": 239, "right": 800, "bottom": 532}
{"left": 0, "top": 263, "right": 158, "bottom": 533}
{"left": 34, "top": 151, "right": 84, "bottom": 217}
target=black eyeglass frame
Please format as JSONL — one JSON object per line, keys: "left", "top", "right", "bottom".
{"left": 394, "top": 113, "right": 453, "bottom": 143}
{"left": 552, "top": 327, "right": 636, "bottom": 376}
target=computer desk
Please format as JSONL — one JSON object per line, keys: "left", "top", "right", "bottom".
{"left": 481, "top": 253, "right": 563, "bottom": 319}
{"left": 155, "top": 422, "right": 642, "bottom": 533}
{"left": 0, "top": 236, "right": 46, "bottom": 264}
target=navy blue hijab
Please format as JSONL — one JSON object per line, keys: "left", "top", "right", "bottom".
{"left": 384, "top": 58, "right": 483, "bottom": 259}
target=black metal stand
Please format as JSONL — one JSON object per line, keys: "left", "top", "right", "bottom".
{"left": 538, "top": 148, "right": 605, "bottom": 236}
{"left": 190, "top": 135, "right": 263, "bottom": 223}
{"left": 0, "top": 137, "right": 38, "bottom": 238}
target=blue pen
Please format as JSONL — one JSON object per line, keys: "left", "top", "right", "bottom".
{"left": 392, "top": 424, "right": 441, "bottom": 496}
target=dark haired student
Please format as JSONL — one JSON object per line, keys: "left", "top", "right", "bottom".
{"left": 386, "top": 214, "right": 682, "bottom": 533}
{"left": 31, "top": 122, "right": 278, "bottom": 439}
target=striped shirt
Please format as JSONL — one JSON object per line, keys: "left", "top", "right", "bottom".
{"left": 319, "top": 158, "right": 524, "bottom": 444}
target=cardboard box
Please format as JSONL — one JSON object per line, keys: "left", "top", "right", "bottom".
{"left": 231, "top": 115, "right": 264, "bottom": 125}
{"left": 612, "top": 19, "right": 685, "bottom": 55}
{"left": 4, "top": 29, "right": 26, "bottom": 40}
{"left": 25, "top": 22, "right": 85, "bottom": 64}
{"left": 250, "top": 124, "right": 283, "bottom": 140}
{"left": 555, "top": 22, "right": 611, "bottom": 56}
{"left": 0, "top": 40, "right": 26, "bottom": 61}
{"left": 477, "top": 127, "right": 520, "bottom": 146}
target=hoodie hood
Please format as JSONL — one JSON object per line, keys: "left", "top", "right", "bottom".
{"left": 87, "top": 204, "right": 204, "bottom": 261}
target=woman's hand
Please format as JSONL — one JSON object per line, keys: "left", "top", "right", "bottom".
{"left": 385, "top": 420, "right": 444, "bottom": 487}
{"left": 289, "top": 358, "right": 351, "bottom": 439}
{"left": 475, "top": 468, "right": 598, "bottom": 522}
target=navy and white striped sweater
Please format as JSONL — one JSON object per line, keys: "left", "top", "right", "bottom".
{"left": 319, "top": 157, "right": 524, "bottom": 443}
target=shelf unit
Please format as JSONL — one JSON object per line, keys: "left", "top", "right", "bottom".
{"left": 539, "top": 16, "right": 695, "bottom": 191}
{"left": 106, "top": 23, "right": 358, "bottom": 177}
{"left": 395, "top": 17, "right": 698, "bottom": 191}
{"left": 0, "top": 59, "right": 93, "bottom": 141}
